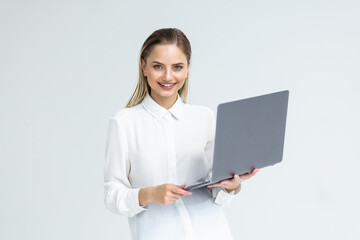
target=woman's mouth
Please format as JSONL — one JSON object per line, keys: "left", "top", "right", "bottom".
{"left": 158, "top": 82, "right": 176, "bottom": 90}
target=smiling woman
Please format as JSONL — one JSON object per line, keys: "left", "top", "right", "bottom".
{"left": 126, "top": 28, "right": 191, "bottom": 109}
{"left": 141, "top": 44, "right": 190, "bottom": 109}
{"left": 104, "top": 28, "right": 257, "bottom": 240}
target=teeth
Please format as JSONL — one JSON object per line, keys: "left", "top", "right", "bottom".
{"left": 160, "top": 83, "right": 175, "bottom": 87}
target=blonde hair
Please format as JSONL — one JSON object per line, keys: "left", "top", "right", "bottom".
{"left": 126, "top": 28, "right": 191, "bottom": 108}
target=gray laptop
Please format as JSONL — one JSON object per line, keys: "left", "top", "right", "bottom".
{"left": 185, "top": 90, "right": 289, "bottom": 191}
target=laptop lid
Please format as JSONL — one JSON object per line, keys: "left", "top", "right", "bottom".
{"left": 211, "top": 90, "right": 289, "bottom": 183}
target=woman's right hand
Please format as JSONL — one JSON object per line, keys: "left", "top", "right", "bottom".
{"left": 139, "top": 184, "right": 192, "bottom": 206}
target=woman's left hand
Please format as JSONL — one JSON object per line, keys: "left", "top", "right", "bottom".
{"left": 207, "top": 168, "right": 259, "bottom": 193}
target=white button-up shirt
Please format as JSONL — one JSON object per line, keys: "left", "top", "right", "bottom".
{"left": 104, "top": 94, "right": 241, "bottom": 240}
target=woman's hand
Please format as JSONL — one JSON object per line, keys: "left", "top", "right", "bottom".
{"left": 207, "top": 168, "right": 260, "bottom": 193}
{"left": 139, "top": 184, "right": 192, "bottom": 206}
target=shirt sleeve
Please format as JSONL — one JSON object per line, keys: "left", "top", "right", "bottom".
{"left": 104, "top": 117, "right": 147, "bottom": 217}
{"left": 204, "top": 109, "right": 241, "bottom": 205}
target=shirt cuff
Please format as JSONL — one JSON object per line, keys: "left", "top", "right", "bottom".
{"left": 128, "top": 188, "right": 147, "bottom": 217}
{"left": 212, "top": 184, "right": 241, "bottom": 205}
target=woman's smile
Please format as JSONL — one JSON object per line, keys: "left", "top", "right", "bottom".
{"left": 158, "top": 82, "right": 177, "bottom": 89}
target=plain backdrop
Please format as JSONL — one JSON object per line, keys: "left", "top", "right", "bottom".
{"left": 1, "top": 0, "right": 359, "bottom": 239}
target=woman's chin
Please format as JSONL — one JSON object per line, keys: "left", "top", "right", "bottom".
{"left": 154, "top": 89, "right": 178, "bottom": 98}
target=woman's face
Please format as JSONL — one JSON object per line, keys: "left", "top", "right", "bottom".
{"left": 142, "top": 44, "right": 190, "bottom": 106}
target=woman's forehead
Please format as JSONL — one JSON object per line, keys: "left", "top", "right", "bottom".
{"left": 147, "top": 44, "right": 187, "bottom": 64}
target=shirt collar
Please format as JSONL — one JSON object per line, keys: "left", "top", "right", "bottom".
{"left": 142, "top": 94, "right": 184, "bottom": 121}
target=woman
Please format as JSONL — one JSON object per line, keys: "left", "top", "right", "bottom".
{"left": 104, "top": 28, "right": 258, "bottom": 240}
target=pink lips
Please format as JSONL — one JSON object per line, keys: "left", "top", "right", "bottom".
{"left": 158, "top": 82, "right": 176, "bottom": 90}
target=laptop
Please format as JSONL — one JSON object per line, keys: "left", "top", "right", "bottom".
{"left": 184, "top": 90, "right": 289, "bottom": 191}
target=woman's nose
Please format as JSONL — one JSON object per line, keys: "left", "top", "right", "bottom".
{"left": 163, "top": 68, "right": 173, "bottom": 81}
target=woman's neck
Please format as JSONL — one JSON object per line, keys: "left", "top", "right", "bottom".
{"left": 150, "top": 92, "right": 178, "bottom": 110}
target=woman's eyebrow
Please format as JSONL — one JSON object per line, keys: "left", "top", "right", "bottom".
{"left": 151, "top": 61, "right": 163, "bottom": 65}
{"left": 151, "top": 61, "right": 185, "bottom": 65}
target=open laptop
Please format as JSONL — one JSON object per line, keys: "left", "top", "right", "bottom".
{"left": 184, "top": 90, "right": 289, "bottom": 191}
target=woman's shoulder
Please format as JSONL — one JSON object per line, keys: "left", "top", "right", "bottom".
{"left": 109, "top": 103, "right": 144, "bottom": 122}
{"left": 183, "top": 103, "right": 215, "bottom": 118}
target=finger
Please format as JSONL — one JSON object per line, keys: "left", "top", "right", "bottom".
{"left": 220, "top": 181, "right": 235, "bottom": 188}
{"left": 173, "top": 185, "right": 192, "bottom": 196}
{"left": 164, "top": 188, "right": 184, "bottom": 199}
{"left": 239, "top": 175, "right": 251, "bottom": 181}
{"left": 207, "top": 182, "right": 224, "bottom": 188}
{"left": 232, "top": 174, "right": 241, "bottom": 184}
{"left": 170, "top": 192, "right": 184, "bottom": 199}
{"left": 173, "top": 189, "right": 191, "bottom": 197}
{"left": 247, "top": 168, "right": 259, "bottom": 177}
{"left": 175, "top": 184, "right": 189, "bottom": 191}
{"left": 231, "top": 174, "right": 239, "bottom": 181}
{"left": 239, "top": 168, "right": 258, "bottom": 176}
{"left": 169, "top": 190, "right": 191, "bottom": 200}
{"left": 240, "top": 172, "right": 255, "bottom": 179}
{"left": 239, "top": 170, "right": 259, "bottom": 181}
{"left": 247, "top": 168, "right": 259, "bottom": 175}
{"left": 165, "top": 196, "right": 179, "bottom": 204}
{"left": 225, "top": 175, "right": 241, "bottom": 183}
{"left": 220, "top": 177, "right": 240, "bottom": 185}
{"left": 207, "top": 178, "right": 231, "bottom": 187}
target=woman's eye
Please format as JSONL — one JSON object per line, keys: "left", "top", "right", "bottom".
{"left": 174, "top": 66, "right": 183, "bottom": 70}
{"left": 153, "top": 65, "right": 162, "bottom": 69}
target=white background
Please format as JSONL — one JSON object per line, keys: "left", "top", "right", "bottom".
{"left": 1, "top": 0, "right": 359, "bottom": 239}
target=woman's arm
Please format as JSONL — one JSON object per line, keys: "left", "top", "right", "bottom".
{"left": 105, "top": 117, "right": 192, "bottom": 216}
{"left": 104, "top": 118, "right": 147, "bottom": 217}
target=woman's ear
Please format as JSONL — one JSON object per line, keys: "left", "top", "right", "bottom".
{"left": 141, "top": 59, "right": 147, "bottom": 76}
